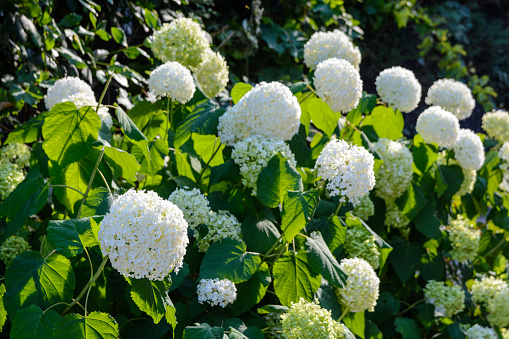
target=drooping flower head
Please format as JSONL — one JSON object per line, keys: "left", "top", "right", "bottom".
{"left": 304, "top": 30, "right": 361, "bottom": 70}
{"left": 45, "top": 76, "right": 95, "bottom": 110}
{"left": 197, "top": 210, "right": 243, "bottom": 252}
{"left": 465, "top": 324, "right": 497, "bottom": 339}
{"left": 424, "top": 280, "right": 465, "bottom": 317}
{"left": 197, "top": 278, "right": 237, "bottom": 307}
{"left": 337, "top": 257, "right": 380, "bottom": 312}
{"left": 0, "top": 142, "right": 30, "bottom": 167}
{"left": 0, "top": 161, "right": 25, "bottom": 200}
{"left": 344, "top": 226, "right": 380, "bottom": 269}
{"left": 351, "top": 194, "right": 375, "bottom": 220}
{"left": 375, "top": 66, "right": 421, "bottom": 113}
{"left": 416, "top": 106, "right": 460, "bottom": 148}
{"left": 425, "top": 79, "right": 475, "bottom": 120}
{"left": 453, "top": 129, "right": 485, "bottom": 171}
{"left": 483, "top": 110, "right": 509, "bottom": 142}
{"left": 0, "top": 235, "right": 31, "bottom": 266}
{"left": 168, "top": 187, "right": 211, "bottom": 229}
{"left": 195, "top": 49, "right": 229, "bottom": 98}
{"left": 447, "top": 216, "right": 480, "bottom": 263}
{"left": 148, "top": 61, "right": 196, "bottom": 104}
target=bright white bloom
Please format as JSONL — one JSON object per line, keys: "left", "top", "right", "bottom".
{"left": 197, "top": 278, "right": 237, "bottom": 307}
{"left": 453, "top": 129, "right": 485, "bottom": 171}
{"left": 425, "top": 79, "right": 475, "bottom": 120}
{"left": 168, "top": 188, "right": 211, "bottom": 229}
{"left": 314, "top": 58, "right": 362, "bottom": 113}
{"left": 465, "top": 325, "right": 497, "bottom": 339}
{"left": 375, "top": 66, "right": 421, "bottom": 113}
{"left": 385, "top": 200, "right": 410, "bottom": 229}
{"left": 0, "top": 142, "right": 30, "bottom": 167}
{"left": 487, "top": 288, "right": 509, "bottom": 328}
{"left": 195, "top": 49, "right": 229, "bottom": 98}
{"left": 471, "top": 276, "right": 509, "bottom": 305}
{"left": 447, "top": 216, "right": 480, "bottom": 263}
{"left": 0, "top": 161, "right": 25, "bottom": 200}
{"left": 45, "top": 76, "right": 95, "bottom": 110}
{"left": 231, "top": 135, "right": 297, "bottom": 195}
{"left": 303, "top": 30, "right": 361, "bottom": 70}
{"left": 424, "top": 280, "right": 465, "bottom": 317}
{"left": 344, "top": 227, "right": 380, "bottom": 269}
{"left": 98, "top": 189, "right": 189, "bottom": 281}
{"left": 148, "top": 61, "right": 196, "bottom": 104}
{"left": 0, "top": 235, "right": 31, "bottom": 266}
{"left": 197, "top": 210, "right": 243, "bottom": 252}
{"left": 218, "top": 82, "right": 301, "bottom": 146}
{"left": 500, "top": 143, "right": 509, "bottom": 162}
{"left": 337, "top": 257, "right": 380, "bottom": 312}
{"left": 280, "top": 298, "right": 348, "bottom": 339}
{"left": 352, "top": 194, "right": 375, "bottom": 220}
{"left": 483, "top": 110, "right": 509, "bottom": 142}
{"left": 150, "top": 18, "right": 210, "bottom": 71}
{"left": 314, "top": 139, "right": 375, "bottom": 205}
{"left": 416, "top": 106, "right": 460, "bottom": 148}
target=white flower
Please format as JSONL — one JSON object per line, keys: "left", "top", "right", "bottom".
{"left": 337, "top": 258, "right": 379, "bottom": 312}
{"left": 471, "top": 276, "right": 509, "bottom": 306}
{"left": 456, "top": 167, "right": 477, "bottom": 197}
{"left": 0, "top": 161, "right": 25, "bottom": 200}
{"left": 375, "top": 66, "right": 421, "bottom": 113}
{"left": 0, "top": 142, "right": 30, "bottom": 167}
{"left": 197, "top": 278, "right": 237, "bottom": 307}
{"left": 314, "top": 58, "right": 363, "bottom": 113}
{"left": 499, "top": 143, "right": 509, "bottom": 162}
{"left": 218, "top": 82, "right": 301, "bottom": 146}
{"left": 148, "top": 61, "right": 196, "bottom": 104}
{"left": 425, "top": 79, "right": 475, "bottom": 120}
{"left": 197, "top": 210, "right": 243, "bottom": 252}
{"left": 465, "top": 324, "right": 497, "bottom": 339}
{"left": 314, "top": 139, "right": 375, "bottom": 205}
{"left": 45, "top": 76, "right": 95, "bottom": 110}
{"left": 453, "top": 129, "right": 485, "bottom": 171}
{"left": 487, "top": 288, "right": 509, "bottom": 328}
{"left": 416, "top": 106, "right": 460, "bottom": 148}
{"left": 195, "top": 49, "right": 229, "bottom": 98}
{"left": 483, "top": 110, "right": 509, "bottom": 142}
{"left": 98, "top": 189, "right": 189, "bottom": 281}
{"left": 447, "top": 216, "right": 480, "bottom": 263}
{"left": 424, "top": 280, "right": 465, "bottom": 317}
{"left": 168, "top": 188, "right": 211, "bottom": 229}
{"left": 303, "top": 30, "right": 361, "bottom": 70}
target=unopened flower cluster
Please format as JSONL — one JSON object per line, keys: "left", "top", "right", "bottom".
{"left": 385, "top": 200, "right": 410, "bottom": 229}
{"left": 194, "top": 49, "right": 229, "bottom": 98}
{"left": 314, "top": 58, "right": 363, "bottom": 113}
{"left": 352, "top": 194, "right": 375, "bottom": 220}
{"left": 0, "top": 235, "right": 31, "bottom": 266}
{"left": 453, "top": 129, "right": 485, "bottom": 171}
{"left": 197, "top": 278, "right": 237, "bottom": 307}
{"left": 280, "top": 298, "right": 348, "bottom": 339}
{"left": 447, "top": 216, "right": 480, "bottom": 263}
{"left": 375, "top": 66, "right": 421, "bottom": 113}
{"left": 482, "top": 110, "right": 509, "bottom": 142}
{"left": 0, "top": 142, "right": 30, "bottom": 168}
{"left": 344, "top": 226, "right": 380, "bottom": 269}
{"left": 231, "top": 135, "right": 297, "bottom": 195}
{"left": 465, "top": 324, "right": 497, "bottom": 339}
{"left": 148, "top": 61, "right": 196, "bottom": 104}
{"left": 218, "top": 82, "right": 301, "bottom": 146}
{"left": 416, "top": 106, "right": 460, "bottom": 148}
{"left": 198, "top": 210, "right": 242, "bottom": 252}
{"left": 168, "top": 188, "right": 211, "bottom": 228}
{"left": 424, "top": 280, "right": 465, "bottom": 317}
{"left": 0, "top": 142, "right": 30, "bottom": 200}
{"left": 303, "top": 30, "right": 362, "bottom": 70}
{"left": 486, "top": 288, "right": 509, "bottom": 328}
{"left": 315, "top": 139, "right": 375, "bottom": 205}
{"left": 98, "top": 189, "right": 189, "bottom": 281}
{"left": 263, "top": 310, "right": 284, "bottom": 339}
{"left": 337, "top": 257, "right": 380, "bottom": 312}
{"left": 425, "top": 79, "right": 475, "bottom": 120}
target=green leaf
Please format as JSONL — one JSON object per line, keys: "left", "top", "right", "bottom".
{"left": 192, "top": 134, "right": 225, "bottom": 167}
{"left": 273, "top": 250, "right": 321, "bottom": 306}
{"left": 209, "top": 159, "right": 241, "bottom": 187}
{"left": 130, "top": 278, "right": 176, "bottom": 328}
{"left": 370, "top": 106, "right": 403, "bottom": 140}
{"left": 95, "top": 29, "right": 111, "bottom": 41}
{"left": 389, "top": 237, "right": 423, "bottom": 283}
{"left": 4, "top": 251, "right": 75, "bottom": 316}
{"left": 228, "top": 262, "right": 271, "bottom": 317}
{"left": 103, "top": 146, "right": 140, "bottom": 181}
{"left": 80, "top": 187, "right": 113, "bottom": 217}
{"left": 479, "top": 150, "right": 503, "bottom": 201}
{"left": 175, "top": 102, "right": 225, "bottom": 149}
{"left": 365, "top": 320, "right": 383, "bottom": 339}
{"left": 414, "top": 202, "right": 441, "bottom": 239}
{"left": 55, "top": 48, "right": 87, "bottom": 69}
{"left": 53, "top": 311, "right": 118, "bottom": 338}
{"left": 306, "top": 98, "right": 340, "bottom": 137}
{"left": 396, "top": 182, "right": 427, "bottom": 222}
{"left": 127, "top": 101, "right": 166, "bottom": 141}
{"left": 281, "top": 190, "right": 319, "bottom": 242}
{"left": 314, "top": 279, "right": 343, "bottom": 319}
{"left": 241, "top": 206, "right": 280, "bottom": 254}
{"left": 144, "top": 9, "right": 159, "bottom": 29}
{"left": 111, "top": 27, "right": 127, "bottom": 47}
{"left": 115, "top": 105, "right": 147, "bottom": 142}
{"left": 47, "top": 217, "right": 100, "bottom": 257}
{"left": 394, "top": 317, "right": 421, "bottom": 339}
{"left": 420, "top": 240, "right": 445, "bottom": 281}
{"left": 183, "top": 323, "right": 224, "bottom": 339}
{"left": 0, "top": 284, "right": 6, "bottom": 332}
{"left": 59, "top": 14, "right": 82, "bottom": 27}
{"left": 257, "top": 154, "right": 303, "bottom": 208}
{"left": 5, "top": 111, "right": 46, "bottom": 144}
{"left": 435, "top": 165, "right": 463, "bottom": 201}
{"left": 343, "top": 311, "right": 365, "bottom": 339}
{"left": 131, "top": 139, "right": 168, "bottom": 175}
{"left": 231, "top": 83, "right": 252, "bottom": 104}
{"left": 10, "top": 305, "right": 61, "bottom": 339}
{"left": 412, "top": 134, "right": 438, "bottom": 175}
{"left": 200, "top": 239, "right": 261, "bottom": 284}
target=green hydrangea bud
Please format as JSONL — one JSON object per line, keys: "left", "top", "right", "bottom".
{"left": 424, "top": 280, "right": 465, "bottom": 317}
{"left": 351, "top": 194, "right": 375, "bottom": 220}
{"left": 385, "top": 200, "right": 409, "bottom": 229}
{"left": 447, "top": 216, "right": 480, "bottom": 263}
{"left": 0, "top": 235, "right": 31, "bottom": 266}
{"left": 344, "top": 226, "right": 380, "bottom": 269}
{"left": 0, "top": 142, "right": 30, "bottom": 167}
{"left": 0, "top": 161, "right": 25, "bottom": 200}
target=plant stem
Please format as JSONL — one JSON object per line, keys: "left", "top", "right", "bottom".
{"left": 96, "top": 72, "right": 114, "bottom": 112}
{"left": 76, "top": 147, "right": 105, "bottom": 218}
{"left": 97, "top": 169, "right": 112, "bottom": 194}
{"left": 262, "top": 235, "right": 283, "bottom": 259}
{"left": 334, "top": 201, "right": 343, "bottom": 217}
{"left": 338, "top": 302, "right": 352, "bottom": 321}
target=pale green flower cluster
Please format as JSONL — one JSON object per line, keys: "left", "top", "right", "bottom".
{"left": 482, "top": 110, "right": 509, "bottom": 142}
{"left": 351, "top": 194, "right": 375, "bottom": 220}
{"left": 501, "top": 328, "right": 509, "bottom": 339}
{"left": 280, "top": 298, "right": 348, "bottom": 339}
{"left": 198, "top": 210, "right": 243, "bottom": 252}
{"left": 263, "top": 311, "right": 284, "bottom": 339}
{"left": 0, "top": 142, "right": 30, "bottom": 167}
{"left": 424, "top": 280, "right": 465, "bottom": 317}
{"left": 0, "top": 235, "right": 31, "bottom": 266}
{"left": 456, "top": 167, "right": 477, "bottom": 197}
{"left": 0, "top": 160, "right": 25, "bottom": 200}
{"left": 344, "top": 226, "right": 380, "bottom": 269}
{"left": 448, "top": 216, "right": 480, "bottom": 263}
{"left": 471, "top": 276, "right": 508, "bottom": 305}
{"left": 195, "top": 49, "right": 229, "bottom": 98}
{"left": 486, "top": 288, "right": 509, "bottom": 328}
{"left": 385, "top": 200, "right": 409, "bottom": 229}
{"left": 337, "top": 257, "right": 380, "bottom": 312}
{"left": 168, "top": 188, "right": 211, "bottom": 228}
{"left": 465, "top": 324, "right": 497, "bottom": 339}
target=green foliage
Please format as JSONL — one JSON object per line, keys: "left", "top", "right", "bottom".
{"left": 10, "top": 305, "right": 61, "bottom": 339}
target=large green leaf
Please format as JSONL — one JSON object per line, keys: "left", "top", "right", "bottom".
{"left": 115, "top": 105, "right": 147, "bottom": 142}
{"left": 394, "top": 317, "right": 421, "bottom": 339}
{"left": 314, "top": 279, "right": 343, "bottom": 319}
{"left": 5, "top": 111, "right": 47, "bottom": 144}
{"left": 230, "top": 82, "right": 253, "bottom": 104}
{"left": 130, "top": 278, "right": 176, "bottom": 328}
{"left": 200, "top": 239, "right": 261, "bottom": 284}
{"left": 131, "top": 139, "right": 168, "bottom": 175}
{"left": 53, "top": 312, "right": 118, "bottom": 338}
{"left": 370, "top": 106, "right": 403, "bottom": 140}
{"left": 414, "top": 202, "right": 441, "bottom": 239}
{"left": 47, "top": 217, "right": 100, "bottom": 258}
{"left": 191, "top": 133, "right": 225, "bottom": 168}
{"left": 435, "top": 164, "right": 463, "bottom": 201}
{"left": 389, "top": 237, "right": 423, "bottom": 283}
{"left": 306, "top": 98, "right": 340, "bottom": 137}
{"left": 281, "top": 190, "right": 319, "bottom": 242}
{"left": 396, "top": 182, "right": 427, "bottom": 221}
{"left": 412, "top": 134, "right": 438, "bottom": 175}
{"left": 343, "top": 311, "right": 365, "bottom": 339}
{"left": 183, "top": 323, "right": 224, "bottom": 339}
{"left": 103, "top": 146, "right": 140, "bottom": 181}
{"left": 127, "top": 101, "right": 166, "bottom": 141}
{"left": 228, "top": 263, "right": 271, "bottom": 317}
{"left": 80, "top": 187, "right": 113, "bottom": 218}
{"left": 241, "top": 206, "right": 280, "bottom": 254}
{"left": 10, "top": 305, "right": 61, "bottom": 339}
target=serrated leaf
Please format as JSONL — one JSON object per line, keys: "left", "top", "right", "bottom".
{"left": 115, "top": 105, "right": 147, "bottom": 142}
{"left": 53, "top": 311, "right": 118, "bottom": 338}
{"left": 241, "top": 206, "right": 280, "bottom": 254}
{"left": 130, "top": 278, "right": 176, "bottom": 328}
{"left": 281, "top": 190, "right": 319, "bottom": 242}
{"left": 5, "top": 111, "right": 46, "bottom": 144}
{"left": 127, "top": 101, "right": 166, "bottom": 141}
{"left": 396, "top": 182, "right": 427, "bottom": 222}
{"left": 228, "top": 262, "right": 271, "bottom": 317}
{"left": 305, "top": 232, "right": 347, "bottom": 288}
{"left": 370, "top": 106, "right": 403, "bottom": 140}
{"left": 175, "top": 102, "right": 225, "bottom": 149}
{"left": 314, "top": 279, "right": 342, "bottom": 319}
{"left": 47, "top": 217, "right": 101, "bottom": 257}
{"left": 183, "top": 323, "right": 224, "bottom": 339}
{"left": 80, "top": 187, "right": 112, "bottom": 218}
{"left": 10, "top": 305, "right": 61, "bottom": 339}
{"left": 103, "top": 146, "right": 140, "bottom": 181}
{"left": 131, "top": 139, "right": 168, "bottom": 175}
{"left": 389, "top": 237, "right": 423, "bottom": 283}
{"left": 343, "top": 311, "right": 365, "bottom": 339}
{"left": 230, "top": 83, "right": 252, "bottom": 104}
{"left": 306, "top": 98, "right": 340, "bottom": 137}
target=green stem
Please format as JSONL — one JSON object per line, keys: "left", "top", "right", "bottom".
{"left": 262, "top": 235, "right": 283, "bottom": 259}
{"left": 334, "top": 201, "right": 343, "bottom": 217}
{"left": 338, "top": 302, "right": 352, "bottom": 322}
{"left": 96, "top": 72, "right": 114, "bottom": 112}
{"left": 397, "top": 298, "right": 424, "bottom": 316}
{"left": 49, "top": 185, "right": 84, "bottom": 196}
{"left": 76, "top": 147, "right": 105, "bottom": 218}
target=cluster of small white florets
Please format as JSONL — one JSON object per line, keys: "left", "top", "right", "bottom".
{"left": 424, "top": 280, "right": 465, "bottom": 317}
{"left": 148, "top": 61, "right": 196, "bottom": 104}
{"left": 0, "top": 142, "right": 30, "bottom": 168}
{"left": 351, "top": 194, "right": 375, "bottom": 220}
{"left": 471, "top": 276, "right": 508, "bottom": 305}
{"left": 375, "top": 66, "right": 421, "bottom": 113}
{"left": 344, "top": 226, "right": 380, "bottom": 269}
{"left": 218, "top": 82, "right": 301, "bottom": 146}
{"left": 447, "top": 216, "right": 480, "bottom": 263}
{"left": 385, "top": 200, "right": 410, "bottom": 230}
{"left": 464, "top": 324, "right": 497, "bottom": 339}
{"left": 482, "top": 110, "right": 509, "bottom": 142}
{"left": 314, "top": 139, "right": 375, "bottom": 205}
{"left": 455, "top": 165, "right": 477, "bottom": 197}
{"left": 280, "top": 298, "right": 348, "bottom": 339}
{"left": 337, "top": 257, "right": 380, "bottom": 312}
{"left": 303, "top": 30, "right": 361, "bottom": 70}
{"left": 453, "top": 129, "right": 485, "bottom": 171}
{"left": 314, "top": 58, "right": 363, "bottom": 113}
{"left": 372, "top": 138, "right": 413, "bottom": 201}
{"left": 195, "top": 49, "right": 229, "bottom": 98}
{"left": 168, "top": 188, "right": 211, "bottom": 228}
{"left": 486, "top": 288, "right": 509, "bottom": 328}
{"left": 231, "top": 135, "right": 297, "bottom": 195}
{"left": 416, "top": 106, "right": 460, "bottom": 148}
{"left": 0, "top": 235, "right": 31, "bottom": 266}
{"left": 499, "top": 143, "right": 509, "bottom": 162}
{"left": 98, "top": 189, "right": 189, "bottom": 281}
{"left": 0, "top": 158, "right": 26, "bottom": 200}
{"left": 425, "top": 79, "right": 475, "bottom": 120}
{"left": 498, "top": 143, "right": 509, "bottom": 193}
{"left": 197, "top": 278, "right": 237, "bottom": 307}
{"left": 198, "top": 210, "right": 243, "bottom": 252}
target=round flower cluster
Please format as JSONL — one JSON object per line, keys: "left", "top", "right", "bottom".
{"left": 351, "top": 194, "right": 375, "bottom": 220}
{"left": 148, "top": 61, "right": 196, "bottom": 104}
{"left": 168, "top": 188, "right": 211, "bottom": 229}
{"left": 424, "top": 280, "right": 465, "bottom": 317}
{"left": 482, "top": 110, "right": 509, "bottom": 142}
{"left": 231, "top": 135, "right": 297, "bottom": 195}
{"left": 197, "top": 210, "right": 243, "bottom": 252}
{"left": 471, "top": 276, "right": 508, "bottom": 306}
{"left": 487, "top": 288, "right": 509, "bottom": 328}
{"left": 98, "top": 189, "right": 189, "bottom": 281}
{"left": 465, "top": 324, "right": 497, "bottom": 339}
{"left": 344, "top": 226, "right": 380, "bottom": 269}
{"left": 0, "top": 142, "right": 30, "bottom": 167}
{"left": 385, "top": 200, "right": 410, "bottom": 229}
{"left": 314, "top": 140, "right": 375, "bottom": 205}
{"left": 499, "top": 143, "right": 509, "bottom": 162}
{"left": 372, "top": 138, "right": 413, "bottom": 201}
{"left": 447, "top": 216, "right": 480, "bottom": 263}
{"left": 218, "top": 82, "right": 301, "bottom": 146}
{"left": 337, "top": 257, "right": 380, "bottom": 312}
{"left": 263, "top": 310, "right": 284, "bottom": 339}
{"left": 197, "top": 278, "right": 237, "bottom": 307}
{"left": 416, "top": 106, "right": 460, "bottom": 148}
{"left": 280, "top": 298, "right": 348, "bottom": 339}
{"left": 0, "top": 161, "right": 25, "bottom": 200}
{"left": 0, "top": 235, "right": 31, "bottom": 266}
{"left": 425, "top": 79, "right": 475, "bottom": 120}
{"left": 303, "top": 30, "right": 362, "bottom": 70}
{"left": 195, "top": 49, "right": 229, "bottom": 98}
{"left": 150, "top": 18, "right": 210, "bottom": 71}
{"left": 314, "top": 58, "right": 363, "bottom": 113}
{"left": 375, "top": 66, "right": 421, "bottom": 113}
{"left": 456, "top": 167, "right": 477, "bottom": 197}
{"left": 453, "top": 129, "right": 485, "bottom": 171}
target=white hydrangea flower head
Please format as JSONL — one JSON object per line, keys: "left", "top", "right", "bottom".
{"left": 197, "top": 210, "right": 243, "bottom": 252}
{"left": 424, "top": 280, "right": 465, "bottom": 317}
{"left": 280, "top": 298, "right": 348, "bottom": 339}
{"left": 344, "top": 226, "right": 380, "bottom": 269}
{"left": 375, "top": 66, "right": 421, "bottom": 113}
{"left": 45, "top": 76, "right": 95, "bottom": 110}
{"left": 352, "top": 194, "right": 375, "bottom": 220}
{"left": 148, "top": 61, "right": 196, "bottom": 104}
{"left": 447, "top": 216, "right": 480, "bottom": 263}
{"left": 98, "top": 189, "right": 189, "bottom": 281}
{"left": 453, "top": 129, "right": 485, "bottom": 171}
{"left": 471, "top": 276, "right": 509, "bottom": 305}
{"left": 465, "top": 324, "right": 497, "bottom": 339}
{"left": 0, "top": 161, "right": 25, "bottom": 200}
{"left": 483, "top": 110, "right": 509, "bottom": 142}
{"left": 231, "top": 135, "right": 297, "bottom": 195}
{"left": 0, "top": 235, "right": 31, "bottom": 266}
{"left": 385, "top": 200, "right": 410, "bottom": 229}
{"left": 501, "top": 328, "right": 509, "bottom": 339}
{"left": 416, "top": 106, "right": 460, "bottom": 148}
{"left": 487, "top": 288, "right": 509, "bottom": 328}
{"left": 303, "top": 30, "right": 362, "bottom": 70}
{"left": 150, "top": 17, "right": 210, "bottom": 71}
{"left": 337, "top": 257, "right": 380, "bottom": 312}
{"left": 168, "top": 187, "right": 211, "bottom": 229}
{"left": 195, "top": 49, "right": 229, "bottom": 98}
{"left": 0, "top": 142, "right": 30, "bottom": 167}
{"left": 456, "top": 167, "right": 477, "bottom": 197}
{"left": 197, "top": 278, "right": 237, "bottom": 307}
{"left": 500, "top": 143, "right": 509, "bottom": 162}
{"left": 314, "top": 58, "right": 363, "bottom": 113}
{"left": 425, "top": 79, "right": 475, "bottom": 120}
{"left": 218, "top": 82, "right": 301, "bottom": 146}
{"left": 372, "top": 138, "right": 413, "bottom": 201}
{"left": 314, "top": 139, "right": 375, "bottom": 205}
